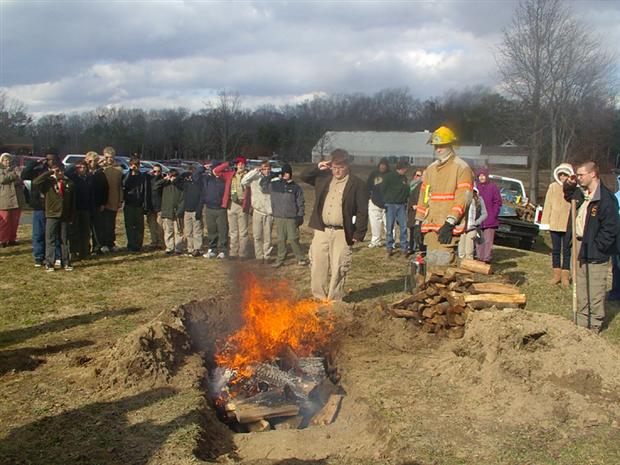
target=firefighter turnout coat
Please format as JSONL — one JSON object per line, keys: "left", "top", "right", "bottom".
{"left": 415, "top": 152, "right": 474, "bottom": 244}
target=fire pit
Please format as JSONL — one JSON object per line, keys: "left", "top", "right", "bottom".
{"left": 207, "top": 273, "right": 343, "bottom": 432}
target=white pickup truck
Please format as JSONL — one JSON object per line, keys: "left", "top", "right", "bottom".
{"left": 489, "top": 175, "right": 543, "bottom": 250}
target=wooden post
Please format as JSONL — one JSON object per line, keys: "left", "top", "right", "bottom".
{"left": 571, "top": 199, "right": 578, "bottom": 324}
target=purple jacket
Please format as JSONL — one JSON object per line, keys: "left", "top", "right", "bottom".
{"left": 475, "top": 168, "right": 502, "bottom": 229}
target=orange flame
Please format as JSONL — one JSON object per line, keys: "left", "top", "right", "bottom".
{"left": 215, "top": 273, "right": 333, "bottom": 380}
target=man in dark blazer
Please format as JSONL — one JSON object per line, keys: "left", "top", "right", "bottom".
{"left": 300, "top": 149, "right": 369, "bottom": 301}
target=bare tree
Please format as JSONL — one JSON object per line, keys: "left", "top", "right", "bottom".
{"left": 497, "top": 0, "right": 567, "bottom": 201}
{"left": 497, "top": 0, "right": 617, "bottom": 200}
{"left": 207, "top": 90, "right": 248, "bottom": 160}
{"left": 0, "top": 91, "right": 32, "bottom": 145}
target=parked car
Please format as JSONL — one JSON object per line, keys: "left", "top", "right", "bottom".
{"left": 489, "top": 174, "right": 542, "bottom": 250}
{"left": 246, "top": 158, "right": 283, "bottom": 174}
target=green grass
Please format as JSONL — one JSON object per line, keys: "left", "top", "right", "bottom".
{"left": 2, "top": 170, "right": 620, "bottom": 464}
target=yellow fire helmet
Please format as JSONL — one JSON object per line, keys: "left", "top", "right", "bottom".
{"left": 428, "top": 126, "right": 457, "bottom": 146}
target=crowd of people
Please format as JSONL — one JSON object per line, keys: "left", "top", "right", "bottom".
{"left": 1, "top": 124, "right": 619, "bottom": 333}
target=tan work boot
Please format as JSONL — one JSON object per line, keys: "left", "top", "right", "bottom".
{"left": 550, "top": 268, "right": 561, "bottom": 285}
{"left": 561, "top": 270, "right": 571, "bottom": 287}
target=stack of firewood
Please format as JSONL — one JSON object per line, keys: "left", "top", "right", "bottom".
{"left": 505, "top": 200, "right": 537, "bottom": 222}
{"left": 388, "top": 259, "right": 526, "bottom": 338}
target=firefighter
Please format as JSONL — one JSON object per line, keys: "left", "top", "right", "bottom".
{"left": 413, "top": 126, "right": 474, "bottom": 266}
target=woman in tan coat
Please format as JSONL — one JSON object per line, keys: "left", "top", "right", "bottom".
{"left": 0, "top": 153, "right": 26, "bottom": 247}
{"left": 541, "top": 163, "right": 574, "bottom": 286}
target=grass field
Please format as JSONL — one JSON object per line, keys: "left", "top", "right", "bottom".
{"left": 1, "top": 164, "right": 619, "bottom": 464}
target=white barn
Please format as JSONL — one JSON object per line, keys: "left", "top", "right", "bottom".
{"left": 311, "top": 131, "right": 527, "bottom": 167}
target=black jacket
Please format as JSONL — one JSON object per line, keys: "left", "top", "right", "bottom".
{"left": 149, "top": 173, "right": 163, "bottom": 212}
{"left": 182, "top": 171, "right": 204, "bottom": 213}
{"left": 366, "top": 169, "right": 387, "bottom": 208}
{"left": 91, "top": 169, "right": 109, "bottom": 210}
{"left": 123, "top": 171, "right": 152, "bottom": 210}
{"left": 260, "top": 176, "right": 304, "bottom": 219}
{"left": 300, "top": 167, "right": 369, "bottom": 246}
{"left": 65, "top": 166, "right": 95, "bottom": 212}
{"left": 201, "top": 174, "right": 227, "bottom": 210}
{"left": 20, "top": 160, "right": 48, "bottom": 210}
{"left": 564, "top": 182, "right": 619, "bottom": 263}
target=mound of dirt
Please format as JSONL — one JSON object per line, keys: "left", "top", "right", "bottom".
{"left": 428, "top": 308, "right": 620, "bottom": 429}
{"left": 94, "top": 307, "right": 191, "bottom": 391}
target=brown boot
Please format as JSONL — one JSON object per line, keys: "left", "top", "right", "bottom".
{"left": 550, "top": 268, "right": 561, "bottom": 285}
{"left": 561, "top": 270, "right": 571, "bottom": 287}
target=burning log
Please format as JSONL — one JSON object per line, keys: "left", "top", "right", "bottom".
{"left": 246, "top": 419, "right": 271, "bottom": 432}
{"left": 233, "top": 402, "right": 300, "bottom": 424}
{"left": 309, "top": 394, "right": 344, "bottom": 426}
{"left": 252, "top": 363, "right": 316, "bottom": 398}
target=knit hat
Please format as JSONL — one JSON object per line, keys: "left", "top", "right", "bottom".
{"left": 281, "top": 163, "right": 293, "bottom": 177}
{"left": 233, "top": 156, "right": 247, "bottom": 165}
{"left": 378, "top": 157, "right": 389, "bottom": 169}
{"left": 553, "top": 163, "right": 574, "bottom": 184}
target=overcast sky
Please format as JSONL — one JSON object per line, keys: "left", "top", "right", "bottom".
{"left": 1, "top": 0, "right": 618, "bottom": 115}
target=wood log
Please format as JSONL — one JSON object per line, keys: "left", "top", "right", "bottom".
{"left": 460, "top": 259, "right": 492, "bottom": 275}
{"left": 470, "top": 283, "right": 521, "bottom": 295}
{"left": 422, "top": 307, "right": 435, "bottom": 319}
{"left": 447, "top": 313, "right": 466, "bottom": 326}
{"left": 445, "top": 291, "right": 465, "bottom": 308}
{"left": 246, "top": 419, "right": 271, "bottom": 432}
{"left": 447, "top": 326, "right": 465, "bottom": 339}
{"left": 310, "top": 394, "right": 344, "bottom": 426}
{"left": 463, "top": 293, "right": 526, "bottom": 309}
{"left": 234, "top": 403, "right": 300, "bottom": 424}
{"left": 432, "top": 301, "right": 451, "bottom": 315}
{"left": 391, "top": 294, "right": 420, "bottom": 308}
{"left": 390, "top": 308, "right": 419, "bottom": 319}
{"left": 430, "top": 315, "right": 448, "bottom": 326}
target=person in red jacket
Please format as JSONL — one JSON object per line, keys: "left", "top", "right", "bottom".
{"left": 213, "top": 156, "right": 251, "bottom": 259}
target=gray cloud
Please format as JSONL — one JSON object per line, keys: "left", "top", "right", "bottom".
{"left": 1, "top": 0, "right": 618, "bottom": 114}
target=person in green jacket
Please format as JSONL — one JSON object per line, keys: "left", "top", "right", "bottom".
{"left": 380, "top": 160, "right": 409, "bottom": 256}
{"left": 33, "top": 161, "right": 76, "bottom": 271}
{"left": 154, "top": 169, "right": 185, "bottom": 255}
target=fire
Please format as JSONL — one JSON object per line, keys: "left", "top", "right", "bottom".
{"left": 215, "top": 273, "right": 333, "bottom": 381}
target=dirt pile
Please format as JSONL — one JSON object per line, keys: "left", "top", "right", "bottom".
{"left": 94, "top": 307, "right": 191, "bottom": 390}
{"left": 428, "top": 308, "right": 620, "bottom": 429}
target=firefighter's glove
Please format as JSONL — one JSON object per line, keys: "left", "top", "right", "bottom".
{"left": 413, "top": 224, "right": 423, "bottom": 248}
{"left": 438, "top": 222, "right": 454, "bottom": 244}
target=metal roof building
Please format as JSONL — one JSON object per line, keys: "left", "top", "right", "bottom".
{"left": 311, "top": 131, "right": 527, "bottom": 167}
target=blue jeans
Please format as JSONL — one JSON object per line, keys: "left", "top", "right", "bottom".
{"left": 32, "top": 210, "right": 60, "bottom": 262}
{"left": 385, "top": 203, "right": 408, "bottom": 251}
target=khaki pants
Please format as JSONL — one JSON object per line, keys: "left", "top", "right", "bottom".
{"left": 184, "top": 211, "right": 203, "bottom": 253}
{"left": 146, "top": 211, "right": 164, "bottom": 248}
{"left": 457, "top": 230, "right": 477, "bottom": 260}
{"left": 368, "top": 200, "right": 386, "bottom": 247}
{"left": 227, "top": 202, "right": 249, "bottom": 258}
{"left": 274, "top": 217, "right": 304, "bottom": 264}
{"left": 162, "top": 218, "right": 185, "bottom": 253}
{"left": 253, "top": 211, "right": 273, "bottom": 259}
{"left": 576, "top": 260, "right": 609, "bottom": 332}
{"left": 424, "top": 231, "right": 456, "bottom": 267}
{"left": 309, "top": 228, "right": 352, "bottom": 301}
